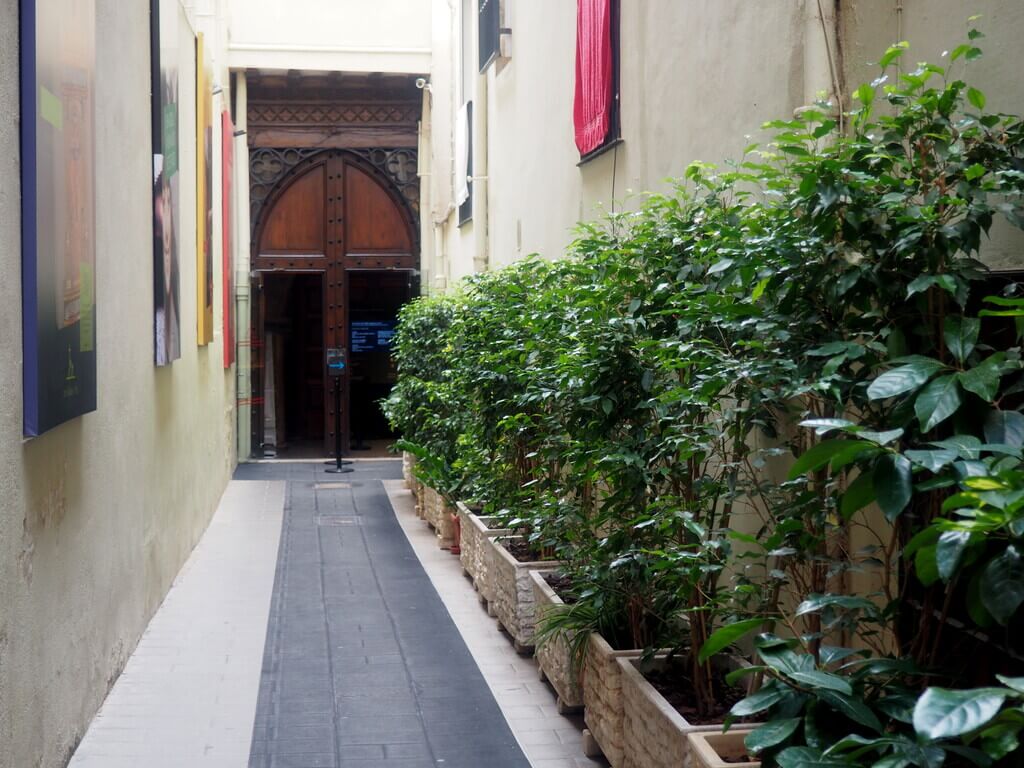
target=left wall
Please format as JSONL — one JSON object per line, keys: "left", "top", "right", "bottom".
{"left": 0, "top": 1, "right": 237, "bottom": 766}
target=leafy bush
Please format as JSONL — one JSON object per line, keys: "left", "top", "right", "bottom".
{"left": 386, "top": 29, "right": 1024, "bottom": 761}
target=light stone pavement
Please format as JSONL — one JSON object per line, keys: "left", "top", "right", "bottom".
{"left": 69, "top": 479, "right": 287, "bottom": 768}
{"left": 383, "top": 480, "right": 608, "bottom": 768}
{"left": 66, "top": 471, "right": 606, "bottom": 768}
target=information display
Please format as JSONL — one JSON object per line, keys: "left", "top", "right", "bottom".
{"left": 351, "top": 320, "right": 395, "bottom": 353}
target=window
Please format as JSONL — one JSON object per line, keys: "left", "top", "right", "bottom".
{"left": 479, "top": 0, "right": 500, "bottom": 72}
{"left": 457, "top": 101, "right": 473, "bottom": 226}
{"left": 574, "top": 0, "right": 620, "bottom": 162}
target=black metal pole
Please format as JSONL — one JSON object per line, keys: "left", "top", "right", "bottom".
{"left": 326, "top": 376, "right": 351, "bottom": 474}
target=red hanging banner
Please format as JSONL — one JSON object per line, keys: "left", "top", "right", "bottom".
{"left": 573, "top": 0, "right": 613, "bottom": 156}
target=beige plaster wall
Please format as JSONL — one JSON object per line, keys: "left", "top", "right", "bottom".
{"left": 0, "top": 1, "right": 237, "bottom": 766}
{"left": 841, "top": 0, "right": 1024, "bottom": 271}
{"left": 225, "top": 0, "right": 432, "bottom": 73}
{"left": 426, "top": 0, "right": 1024, "bottom": 285}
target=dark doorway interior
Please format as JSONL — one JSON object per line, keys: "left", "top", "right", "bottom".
{"left": 263, "top": 272, "right": 324, "bottom": 456}
{"left": 347, "top": 270, "right": 413, "bottom": 446}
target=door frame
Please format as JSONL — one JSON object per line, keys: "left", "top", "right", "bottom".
{"left": 248, "top": 150, "right": 419, "bottom": 457}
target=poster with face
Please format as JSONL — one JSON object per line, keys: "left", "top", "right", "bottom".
{"left": 222, "top": 110, "right": 235, "bottom": 368}
{"left": 20, "top": 0, "right": 98, "bottom": 436}
{"left": 152, "top": 0, "right": 181, "bottom": 366}
{"left": 196, "top": 32, "right": 214, "bottom": 346}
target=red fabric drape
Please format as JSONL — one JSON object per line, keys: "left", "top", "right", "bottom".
{"left": 573, "top": 0, "right": 613, "bottom": 156}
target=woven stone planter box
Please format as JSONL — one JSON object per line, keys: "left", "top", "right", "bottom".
{"left": 488, "top": 535, "right": 563, "bottom": 653}
{"left": 402, "top": 451, "right": 418, "bottom": 491}
{"left": 581, "top": 632, "right": 646, "bottom": 768}
{"left": 619, "top": 657, "right": 730, "bottom": 768}
{"left": 421, "top": 486, "right": 455, "bottom": 549}
{"left": 531, "top": 569, "right": 583, "bottom": 712}
{"left": 457, "top": 503, "right": 510, "bottom": 595}
{"left": 688, "top": 730, "right": 760, "bottom": 768}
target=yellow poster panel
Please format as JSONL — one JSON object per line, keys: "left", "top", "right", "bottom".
{"left": 195, "top": 32, "right": 214, "bottom": 345}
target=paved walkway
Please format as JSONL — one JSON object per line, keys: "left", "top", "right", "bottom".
{"left": 242, "top": 460, "right": 529, "bottom": 768}
{"left": 69, "top": 480, "right": 286, "bottom": 767}
{"left": 69, "top": 460, "right": 604, "bottom": 768}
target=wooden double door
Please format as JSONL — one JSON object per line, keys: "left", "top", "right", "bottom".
{"left": 252, "top": 150, "right": 418, "bottom": 456}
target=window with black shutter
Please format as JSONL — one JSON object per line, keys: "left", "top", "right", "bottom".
{"left": 479, "top": 0, "right": 500, "bottom": 72}
{"left": 459, "top": 102, "right": 473, "bottom": 226}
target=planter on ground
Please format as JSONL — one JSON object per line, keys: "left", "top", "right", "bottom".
{"left": 488, "top": 535, "right": 563, "bottom": 654}
{"left": 688, "top": 730, "right": 760, "bottom": 768}
{"left": 457, "top": 503, "right": 510, "bottom": 596}
{"left": 531, "top": 569, "right": 583, "bottom": 713}
{"left": 581, "top": 632, "right": 646, "bottom": 768}
{"left": 619, "top": 656, "right": 751, "bottom": 768}
{"left": 402, "top": 451, "right": 418, "bottom": 491}
{"left": 421, "top": 486, "right": 455, "bottom": 549}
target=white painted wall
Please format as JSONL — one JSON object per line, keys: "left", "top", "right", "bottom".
{"left": 0, "top": 1, "right": 236, "bottom": 765}
{"left": 423, "top": 0, "right": 1024, "bottom": 288}
{"left": 226, "top": 0, "right": 432, "bottom": 73}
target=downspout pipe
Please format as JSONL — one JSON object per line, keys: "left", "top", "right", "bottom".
{"left": 234, "top": 71, "right": 252, "bottom": 461}
{"left": 472, "top": 68, "right": 489, "bottom": 273}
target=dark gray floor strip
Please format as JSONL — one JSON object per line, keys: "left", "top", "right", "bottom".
{"left": 239, "top": 460, "right": 531, "bottom": 768}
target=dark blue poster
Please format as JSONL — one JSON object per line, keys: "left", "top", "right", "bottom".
{"left": 20, "top": 0, "right": 98, "bottom": 436}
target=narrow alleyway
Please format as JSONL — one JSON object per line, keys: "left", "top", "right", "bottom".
{"left": 69, "top": 460, "right": 599, "bottom": 768}
{"left": 241, "top": 460, "right": 528, "bottom": 768}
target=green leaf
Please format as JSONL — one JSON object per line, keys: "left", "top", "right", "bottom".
{"left": 817, "top": 689, "right": 885, "bottom": 733}
{"left": 874, "top": 454, "right": 913, "bottom": 521}
{"left": 981, "top": 722, "right": 1020, "bottom": 760}
{"left": 984, "top": 411, "right": 1024, "bottom": 449}
{"left": 907, "top": 274, "right": 957, "bottom": 299}
{"left": 788, "top": 440, "right": 873, "bottom": 480}
{"left": 731, "top": 685, "right": 787, "bottom": 717}
{"left": 959, "top": 355, "right": 1004, "bottom": 402}
{"left": 968, "top": 86, "right": 987, "bottom": 110}
{"left": 787, "top": 670, "right": 853, "bottom": 695}
{"left": 915, "top": 375, "right": 962, "bottom": 432}
{"left": 995, "top": 675, "right": 1024, "bottom": 695}
{"left": 841, "top": 470, "right": 876, "bottom": 519}
{"left": 854, "top": 83, "right": 876, "bottom": 106}
{"left": 937, "top": 530, "right": 972, "bottom": 581}
{"left": 980, "top": 545, "right": 1024, "bottom": 624}
{"left": 913, "top": 687, "right": 1007, "bottom": 740}
{"left": 867, "top": 359, "right": 943, "bottom": 400}
{"left": 776, "top": 747, "right": 845, "bottom": 768}
{"left": 944, "top": 317, "right": 980, "bottom": 364}
{"left": 905, "top": 449, "right": 958, "bottom": 473}
{"left": 916, "top": 544, "right": 941, "bottom": 586}
{"left": 745, "top": 718, "right": 801, "bottom": 754}
{"left": 698, "top": 618, "right": 764, "bottom": 663}
{"left": 799, "top": 418, "right": 855, "bottom": 435}
{"left": 796, "top": 593, "right": 877, "bottom": 616}
{"left": 879, "top": 42, "right": 909, "bottom": 69}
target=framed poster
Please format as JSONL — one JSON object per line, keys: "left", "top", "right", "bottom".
{"left": 196, "top": 32, "right": 214, "bottom": 346}
{"left": 221, "top": 110, "right": 234, "bottom": 368}
{"left": 20, "top": 0, "right": 98, "bottom": 436}
{"left": 152, "top": 0, "right": 181, "bottom": 366}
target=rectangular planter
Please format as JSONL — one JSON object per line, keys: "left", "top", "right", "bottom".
{"left": 688, "top": 730, "right": 760, "bottom": 768}
{"left": 531, "top": 569, "right": 583, "bottom": 712}
{"left": 619, "top": 655, "right": 760, "bottom": 768}
{"left": 457, "top": 503, "right": 510, "bottom": 594}
{"left": 488, "top": 535, "right": 563, "bottom": 653}
{"left": 421, "top": 486, "right": 455, "bottom": 549}
{"left": 581, "top": 632, "right": 646, "bottom": 768}
{"left": 402, "top": 451, "right": 417, "bottom": 490}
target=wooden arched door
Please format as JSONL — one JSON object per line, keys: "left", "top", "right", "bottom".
{"left": 251, "top": 150, "right": 418, "bottom": 456}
